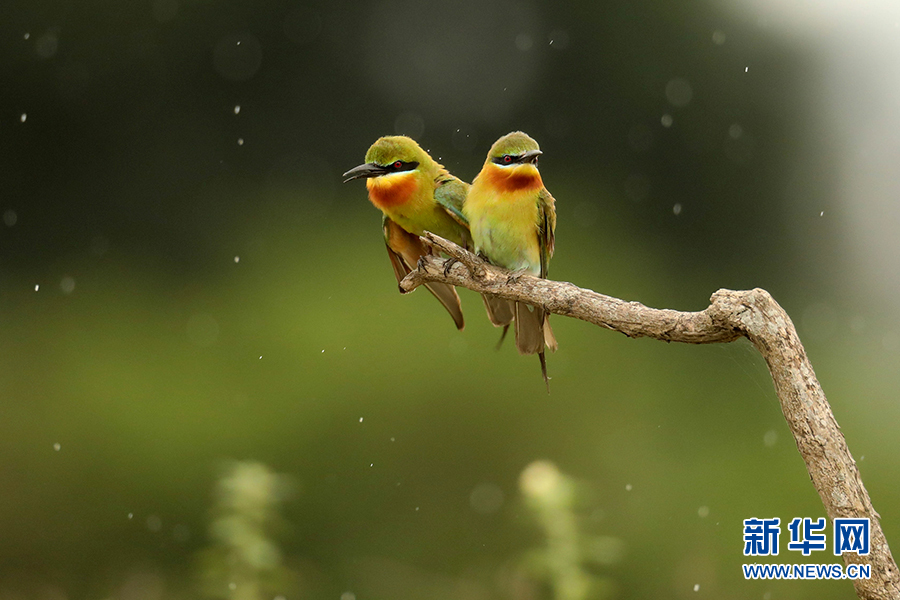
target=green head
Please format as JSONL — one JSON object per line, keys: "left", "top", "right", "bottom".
{"left": 485, "top": 131, "right": 542, "bottom": 167}
{"left": 343, "top": 136, "right": 433, "bottom": 183}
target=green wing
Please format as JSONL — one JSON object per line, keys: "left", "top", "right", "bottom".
{"left": 537, "top": 188, "right": 557, "bottom": 279}
{"left": 434, "top": 174, "right": 470, "bottom": 228}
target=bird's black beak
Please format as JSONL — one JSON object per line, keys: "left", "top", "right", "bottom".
{"left": 520, "top": 150, "right": 543, "bottom": 164}
{"left": 342, "top": 162, "right": 389, "bottom": 183}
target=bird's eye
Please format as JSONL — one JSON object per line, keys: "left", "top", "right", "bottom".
{"left": 502, "top": 155, "right": 513, "bottom": 164}
{"left": 393, "top": 161, "right": 403, "bottom": 169}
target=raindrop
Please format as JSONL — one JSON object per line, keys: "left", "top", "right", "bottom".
{"left": 53, "top": 443, "right": 61, "bottom": 451}
{"left": 548, "top": 29, "right": 569, "bottom": 50}
{"left": 712, "top": 30, "right": 726, "bottom": 45}
{"left": 698, "top": 506, "right": 710, "bottom": 518}
{"left": 340, "top": 593, "right": 357, "bottom": 600}
{"left": 212, "top": 33, "right": 262, "bottom": 81}
{"left": 359, "top": 417, "right": 363, "bottom": 423}
{"left": 763, "top": 429, "right": 778, "bottom": 447}
{"left": 234, "top": 105, "right": 241, "bottom": 115}
{"left": 469, "top": 483, "right": 505, "bottom": 514}
{"left": 24, "top": 33, "right": 30, "bottom": 40}
{"left": 35, "top": 31, "right": 59, "bottom": 58}
{"left": 820, "top": 211, "right": 824, "bottom": 217}
{"left": 515, "top": 33, "right": 533, "bottom": 51}
{"left": 128, "top": 513, "right": 134, "bottom": 519}
{"left": 228, "top": 582, "right": 237, "bottom": 590}
{"left": 35, "top": 284, "right": 40, "bottom": 291}
{"left": 237, "top": 138, "right": 244, "bottom": 146}
{"left": 20, "top": 114, "right": 27, "bottom": 123}
{"left": 146, "top": 515, "right": 162, "bottom": 532}
{"left": 3, "top": 209, "right": 16, "bottom": 226}
{"left": 673, "top": 203, "right": 682, "bottom": 216}
{"left": 745, "top": 66, "right": 749, "bottom": 72}
{"left": 625, "top": 483, "right": 633, "bottom": 491}
{"left": 234, "top": 256, "right": 240, "bottom": 263}
{"left": 665, "top": 78, "right": 693, "bottom": 107}
{"left": 661, "top": 114, "right": 673, "bottom": 128}
{"left": 390, "top": 437, "right": 395, "bottom": 442}
{"left": 60, "top": 276, "right": 75, "bottom": 294}
{"left": 452, "top": 126, "right": 479, "bottom": 153}
{"left": 728, "top": 123, "right": 743, "bottom": 139}
{"left": 693, "top": 584, "right": 700, "bottom": 592}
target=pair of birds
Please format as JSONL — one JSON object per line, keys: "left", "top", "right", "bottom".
{"left": 343, "top": 132, "right": 558, "bottom": 388}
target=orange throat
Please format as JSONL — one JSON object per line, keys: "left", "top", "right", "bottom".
{"left": 367, "top": 174, "right": 417, "bottom": 210}
{"left": 484, "top": 164, "right": 543, "bottom": 193}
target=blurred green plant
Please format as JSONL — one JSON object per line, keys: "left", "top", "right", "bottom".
{"left": 197, "top": 461, "right": 297, "bottom": 600}
{"left": 518, "top": 461, "right": 623, "bottom": 600}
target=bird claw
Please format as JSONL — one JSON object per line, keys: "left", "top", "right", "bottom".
{"left": 416, "top": 256, "right": 429, "bottom": 272}
{"left": 507, "top": 269, "right": 528, "bottom": 285}
{"left": 442, "top": 257, "right": 459, "bottom": 276}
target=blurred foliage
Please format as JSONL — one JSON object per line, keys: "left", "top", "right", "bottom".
{"left": 1, "top": 0, "right": 899, "bottom": 599}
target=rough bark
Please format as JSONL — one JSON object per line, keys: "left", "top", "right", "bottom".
{"left": 401, "top": 232, "right": 899, "bottom": 600}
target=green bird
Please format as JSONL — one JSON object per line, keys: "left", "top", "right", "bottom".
{"left": 463, "top": 131, "right": 558, "bottom": 388}
{"left": 343, "top": 136, "right": 472, "bottom": 330}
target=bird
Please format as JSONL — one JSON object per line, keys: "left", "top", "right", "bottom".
{"left": 343, "top": 135, "right": 472, "bottom": 330}
{"left": 463, "top": 131, "right": 558, "bottom": 389}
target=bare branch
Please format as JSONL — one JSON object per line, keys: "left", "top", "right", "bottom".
{"left": 401, "top": 232, "right": 900, "bottom": 600}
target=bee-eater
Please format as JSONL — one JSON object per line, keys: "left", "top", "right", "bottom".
{"left": 463, "top": 131, "right": 558, "bottom": 388}
{"left": 343, "top": 136, "right": 472, "bottom": 330}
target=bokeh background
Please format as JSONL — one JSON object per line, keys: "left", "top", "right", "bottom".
{"left": 2, "top": 0, "right": 899, "bottom": 599}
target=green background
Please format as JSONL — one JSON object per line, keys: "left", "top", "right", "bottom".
{"left": 2, "top": 1, "right": 898, "bottom": 598}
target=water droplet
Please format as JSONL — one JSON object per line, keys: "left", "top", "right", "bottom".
{"left": 3, "top": 209, "right": 17, "bottom": 227}
{"left": 763, "top": 429, "right": 778, "bottom": 447}
{"left": 234, "top": 256, "right": 240, "bottom": 262}
{"left": 34, "top": 284, "right": 40, "bottom": 291}
{"left": 665, "top": 78, "right": 693, "bottom": 107}
{"left": 745, "top": 66, "right": 749, "bottom": 72}
{"left": 20, "top": 113, "right": 27, "bottom": 123}
{"left": 237, "top": 138, "right": 244, "bottom": 146}
{"left": 60, "top": 276, "right": 75, "bottom": 294}
{"left": 128, "top": 512, "right": 134, "bottom": 519}
{"left": 698, "top": 506, "right": 710, "bottom": 518}
{"left": 673, "top": 203, "right": 683, "bottom": 216}
{"left": 146, "top": 515, "right": 162, "bottom": 532}
{"left": 515, "top": 33, "right": 533, "bottom": 51}
{"left": 625, "top": 484, "right": 633, "bottom": 491}
{"left": 24, "top": 33, "right": 30, "bottom": 40}
{"left": 661, "top": 114, "right": 673, "bottom": 128}
{"left": 340, "top": 593, "right": 356, "bottom": 600}
{"left": 820, "top": 211, "right": 824, "bottom": 217}
{"left": 234, "top": 105, "right": 241, "bottom": 114}
{"left": 712, "top": 30, "right": 726, "bottom": 45}
{"left": 693, "top": 584, "right": 700, "bottom": 592}
{"left": 53, "top": 443, "right": 61, "bottom": 451}
{"left": 359, "top": 417, "right": 363, "bottom": 422}
{"left": 228, "top": 582, "right": 237, "bottom": 590}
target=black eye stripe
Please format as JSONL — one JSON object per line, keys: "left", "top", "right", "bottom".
{"left": 492, "top": 154, "right": 519, "bottom": 165}
{"left": 386, "top": 160, "right": 418, "bottom": 172}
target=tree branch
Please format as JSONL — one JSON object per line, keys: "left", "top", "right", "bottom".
{"left": 402, "top": 232, "right": 900, "bottom": 600}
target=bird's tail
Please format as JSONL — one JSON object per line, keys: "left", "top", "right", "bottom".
{"left": 514, "top": 302, "right": 557, "bottom": 392}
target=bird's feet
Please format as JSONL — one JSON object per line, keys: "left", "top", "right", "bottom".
{"left": 442, "top": 257, "right": 459, "bottom": 276}
{"left": 506, "top": 268, "right": 529, "bottom": 285}
{"left": 416, "top": 256, "right": 429, "bottom": 273}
